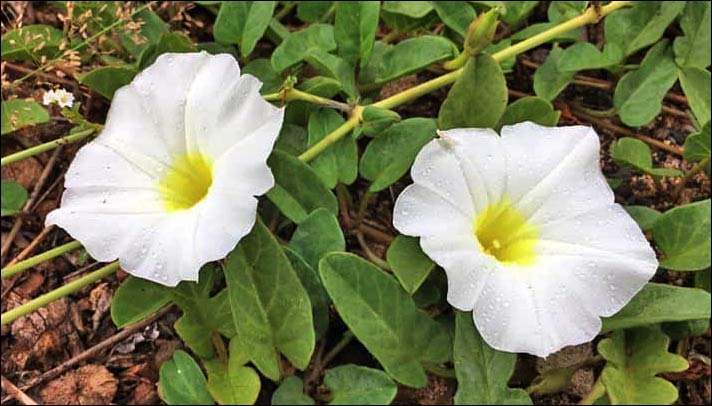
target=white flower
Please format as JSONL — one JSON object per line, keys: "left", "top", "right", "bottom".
{"left": 42, "top": 89, "right": 56, "bottom": 106}
{"left": 42, "top": 88, "right": 75, "bottom": 108}
{"left": 393, "top": 122, "right": 657, "bottom": 357}
{"left": 46, "top": 52, "right": 284, "bottom": 286}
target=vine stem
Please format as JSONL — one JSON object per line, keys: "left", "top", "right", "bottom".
{"left": 579, "top": 377, "right": 606, "bottom": 405}
{"left": 263, "top": 87, "right": 352, "bottom": 112}
{"left": 1, "top": 240, "right": 82, "bottom": 280}
{"left": 673, "top": 156, "right": 711, "bottom": 199}
{"left": 0, "top": 0, "right": 633, "bottom": 326}
{"left": 0, "top": 128, "right": 95, "bottom": 167}
{"left": 0, "top": 261, "right": 120, "bottom": 325}
{"left": 299, "top": 0, "right": 633, "bottom": 163}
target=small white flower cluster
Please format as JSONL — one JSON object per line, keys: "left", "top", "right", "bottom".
{"left": 48, "top": 53, "right": 657, "bottom": 357}
{"left": 42, "top": 88, "right": 75, "bottom": 108}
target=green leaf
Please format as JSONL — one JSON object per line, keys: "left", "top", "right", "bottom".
{"left": 1, "top": 24, "right": 65, "bottom": 61}
{"left": 497, "top": 96, "right": 560, "bottom": 129}
{"left": 334, "top": 2, "right": 379, "bottom": 68}
{"left": 439, "top": 53, "right": 507, "bottom": 129}
{"left": 533, "top": 45, "right": 576, "bottom": 101}
{"left": 76, "top": 66, "right": 137, "bottom": 99}
{"left": 500, "top": 1, "right": 539, "bottom": 27}
{"left": 110, "top": 276, "right": 171, "bottom": 328}
{"left": 557, "top": 42, "right": 622, "bottom": 72}
{"left": 624, "top": 205, "right": 661, "bottom": 232}
{"left": 454, "top": 311, "right": 532, "bottom": 405}
{"left": 158, "top": 350, "right": 214, "bottom": 405}
{"left": 284, "top": 248, "right": 330, "bottom": 339}
{"left": 360, "top": 106, "right": 401, "bottom": 136}
{"left": 696, "top": 267, "right": 711, "bottom": 292}
{"left": 306, "top": 108, "right": 357, "bottom": 187}
{"left": 319, "top": 253, "right": 451, "bottom": 388}
{"left": 684, "top": 121, "right": 711, "bottom": 162}
{"left": 138, "top": 32, "right": 195, "bottom": 70}
{"left": 242, "top": 58, "right": 282, "bottom": 95}
{"left": 359, "top": 118, "right": 438, "bottom": 192}
{"left": 386, "top": 236, "right": 435, "bottom": 294}
{"left": 325, "top": 365, "right": 398, "bottom": 405}
{"left": 296, "top": 1, "right": 334, "bottom": 23}
{"left": 432, "top": 2, "right": 477, "bottom": 38}
{"left": 0, "top": 180, "right": 27, "bottom": 217}
{"left": 678, "top": 67, "right": 711, "bottom": 127}
{"left": 361, "top": 36, "right": 456, "bottom": 85}
{"left": 271, "top": 24, "right": 336, "bottom": 73}
{"left": 266, "top": 150, "right": 339, "bottom": 224}
{"left": 604, "top": 1, "right": 685, "bottom": 59}
{"left": 674, "top": 1, "right": 711, "bottom": 68}
{"left": 611, "top": 137, "right": 682, "bottom": 177}
{"left": 547, "top": 1, "right": 587, "bottom": 23}
{"left": 382, "top": 1, "right": 434, "bottom": 18}
{"left": 272, "top": 376, "right": 315, "bottom": 405}
{"left": 275, "top": 124, "right": 308, "bottom": 156}
{"left": 224, "top": 220, "right": 315, "bottom": 381}
{"left": 120, "top": 8, "right": 169, "bottom": 56}
{"left": 601, "top": 283, "right": 712, "bottom": 332}
{"left": 598, "top": 328, "right": 688, "bottom": 405}
{"left": 653, "top": 199, "right": 711, "bottom": 271}
{"left": 1, "top": 99, "right": 49, "bottom": 135}
{"left": 304, "top": 50, "right": 358, "bottom": 100}
{"left": 289, "top": 208, "right": 345, "bottom": 269}
{"left": 204, "top": 338, "right": 261, "bottom": 405}
{"left": 213, "top": 1, "right": 277, "bottom": 57}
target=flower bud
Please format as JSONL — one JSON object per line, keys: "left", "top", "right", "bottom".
{"left": 465, "top": 8, "right": 499, "bottom": 56}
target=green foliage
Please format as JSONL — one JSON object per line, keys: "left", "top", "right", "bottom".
{"left": 0, "top": 180, "right": 28, "bottom": 217}
{"left": 439, "top": 53, "right": 507, "bottom": 129}
{"left": 610, "top": 137, "right": 682, "bottom": 177}
{"left": 598, "top": 328, "right": 689, "bottom": 405}
{"left": 624, "top": 206, "right": 661, "bottom": 232}
{"left": 324, "top": 365, "right": 397, "bottom": 405}
{"left": 272, "top": 24, "right": 336, "bottom": 72}
{"left": 454, "top": 311, "right": 532, "bottom": 405}
{"left": 76, "top": 66, "right": 137, "bottom": 99}
{"left": 497, "top": 96, "right": 560, "bottom": 129}
{"left": 272, "top": 376, "right": 315, "bottom": 405}
{"left": 334, "top": 2, "right": 380, "bottom": 68}
{"left": 360, "top": 106, "right": 401, "bottom": 136}
{"left": 386, "top": 236, "right": 435, "bottom": 294}
{"left": 533, "top": 45, "right": 576, "bottom": 101}
{"left": 213, "top": 1, "right": 277, "bottom": 57}
{"left": 224, "top": 220, "right": 315, "bottom": 381}
{"left": 653, "top": 199, "right": 711, "bottom": 271}
{"left": 158, "top": 350, "right": 214, "bottom": 405}
{"left": 359, "top": 118, "right": 438, "bottom": 192}
{"left": 138, "top": 32, "right": 196, "bottom": 70}
{"left": 684, "top": 121, "right": 711, "bottom": 162}
{"left": 320, "top": 253, "right": 451, "bottom": 387}
{"left": 1, "top": 24, "right": 65, "bottom": 61}
{"left": 110, "top": 276, "right": 171, "bottom": 327}
{"left": 306, "top": 109, "right": 357, "bottom": 188}
{"left": 557, "top": 42, "right": 621, "bottom": 72}
{"left": 204, "top": 338, "right": 261, "bottom": 405}
{"left": 242, "top": 59, "right": 282, "bottom": 95}
{"left": 284, "top": 247, "right": 330, "bottom": 339}
{"left": 674, "top": 1, "right": 711, "bottom": 68}
{"left": 601, "top": 283, "right": 712, "bottom": 332}
{"left": 678, "top": 67, "right": 711, "bottom": 127}
{"left": 289, "top": 208, "right": 345, "bottom": 269}
{"left": 1, "top": 99, "right": 50, "bottom": 135}
{"left": 266, "top": 150, "right": 339, "bottom": 224}
{"left": 432, "top": 2, "right": 477, "bottom": 39}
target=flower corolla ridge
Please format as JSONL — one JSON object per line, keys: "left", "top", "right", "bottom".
{"left": 47, "top": 52, "right": 285, "bottom": 286}
{"left": 393, "top": 122, "right": 657, "bottom": 357}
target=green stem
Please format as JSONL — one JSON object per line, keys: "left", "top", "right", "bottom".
{"left": 355, "top": 190, "right": 373, "bottom": 225}
{"left": 0, "top": 261, "right": 120, "bottom": 325}
{"left": 321, "top": 331, "right": 354, "bottom": 367}
{"left": 297, "top": 1, "right": 632, "bottom": 162}
{"left": 1, "top": 240, "right": 83, "bottom": 280}
{"left": 274, "top": 1, "right": 297, "bottom": 21}
{"left": 1, "top": 129, "right": 95, "bottom": 167}
{"left": 263, "top": 88, "right": 351, "bottom": 112}
{"left": 443, "top": 50, "right": 471, "bottom": 71}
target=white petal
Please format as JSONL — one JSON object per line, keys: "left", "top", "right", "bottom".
{"left": 184, "top": 54, "right": 284, "bottom": 160}
{"left": 435, "top": 128, "right": 506, "bottom": 212}
{"left": 501, "top": 122, "right": 613, "bottom": 222}
{"left": 393, "top": 184, "right": 473, "bottom": 237}
{"left": 420, "top": 234, "right": 496, "bottom": 311}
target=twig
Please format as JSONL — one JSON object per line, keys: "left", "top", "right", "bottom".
{"left": 321, "top": 331, "right": 354, "bottom": 368}
{"left": 0, "top": 147, "right": 62, "bottom": 263}
{"left": 572, "top": 108, "right": 684, "bottom": 156}
{"left": 355, "top": 231, "right": 390, "bottom": 270}
{"left": 1, "top": 375, "right": 38, "bottom": 405}
{"left": 357, "top": 223, "right": 394, "bottom": 244}
{"left": 303, "top": 339, "right": 328, "bottom": 390}
{"left": 673, "top": 157, "right": 711, "bottom": 200}
{"left": 19, "top": 305, "right": 173, "bottom": 391}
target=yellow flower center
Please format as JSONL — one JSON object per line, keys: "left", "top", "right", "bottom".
{"left": 474, "top": 198, "right": 538, "bottom": 266}
{"left": 158, "top": 153, "right": 213, "bottom": 211}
